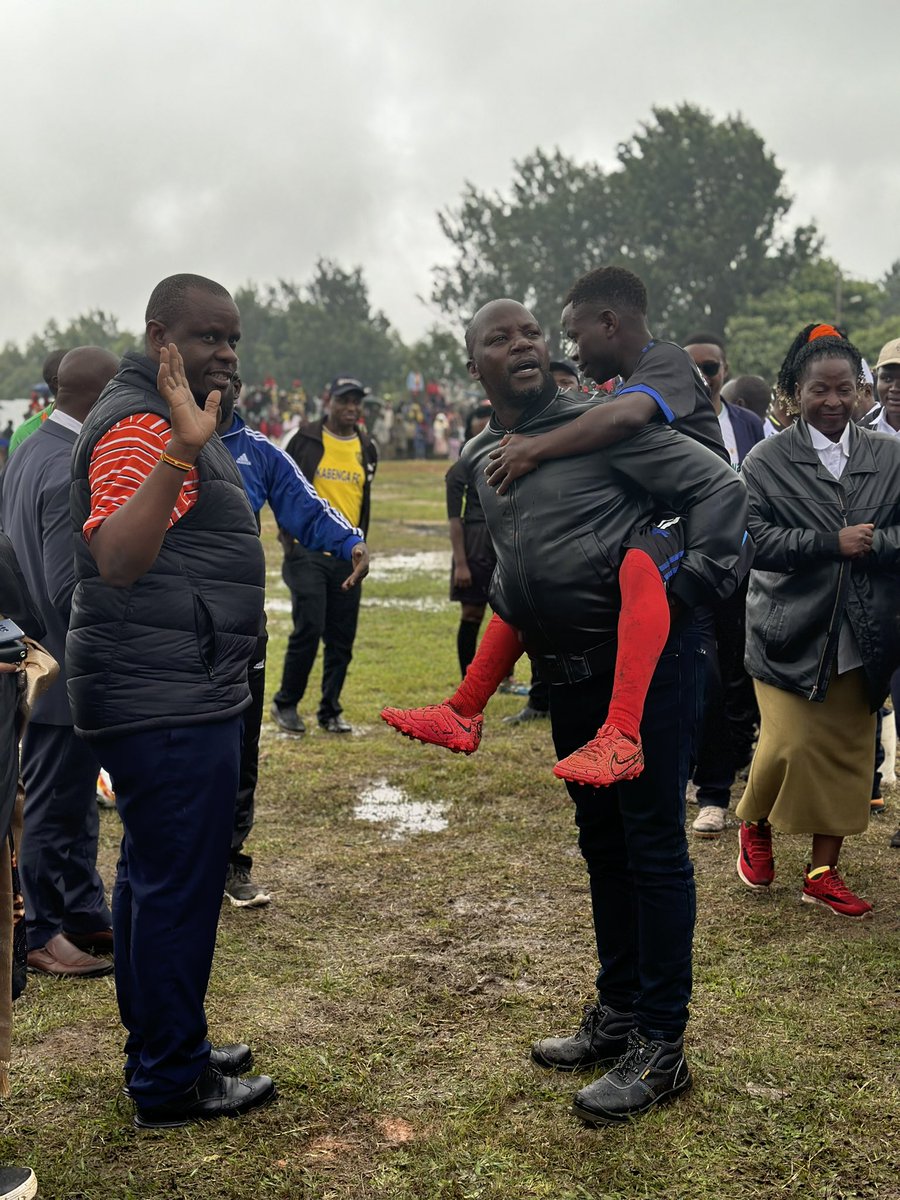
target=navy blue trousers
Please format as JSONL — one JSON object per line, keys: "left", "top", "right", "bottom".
{"left": 93, "top": 717, "right": 242, "bottom": 1105}
{"left": 548, "top": 622, "right": 709, "bottom": 1042}
{"left": 20, "top": 722, "right": 110, "bottom": 947}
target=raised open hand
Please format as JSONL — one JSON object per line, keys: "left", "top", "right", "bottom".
{"left": 157, "top": 343, "right": 221, "bottom": 461}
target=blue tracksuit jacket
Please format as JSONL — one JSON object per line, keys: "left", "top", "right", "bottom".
{"left": 220, "top": 413, "right": 363, "bottom": 559}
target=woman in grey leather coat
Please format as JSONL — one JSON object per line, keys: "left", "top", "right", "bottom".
{"left": 735, "top": 326, "right": 900, "bottom": 919}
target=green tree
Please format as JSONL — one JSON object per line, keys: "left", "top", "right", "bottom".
{"left": 432, "top": 148, "right": 613, "bottom": 347}
{"left": 726, "top": 259, "right": 884, "bottom": 383}
{"left": 0, "top": 310, "right": 137, "bottom": 397}
{"left": 233, "top": 260, "right": 405, "bottom": 394}
{"left": 431, "top": 106, "right": 818, "bottom": 344}
{"left": 611, "top": 104, "right": 800, "bottom": 336}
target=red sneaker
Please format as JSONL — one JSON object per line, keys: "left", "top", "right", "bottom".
{"left": 380, "top": 702, "right": 482, "bottom": 755}
{"left": 802, "top": 866, "right": 873, "bottom": 919}
{"left": 552, "top": 724, "right": 644, "bottom": 787}
{"left": 736, "top": 820, "right": 774, "bottom": 890}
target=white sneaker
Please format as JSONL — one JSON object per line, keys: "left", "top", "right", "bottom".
{"left": 692, "top": 805, "right": 727, "bottom": 837}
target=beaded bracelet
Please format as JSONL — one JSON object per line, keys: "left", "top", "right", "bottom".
{"left": 159, "top": 450, "right": 194, "bottom": 473}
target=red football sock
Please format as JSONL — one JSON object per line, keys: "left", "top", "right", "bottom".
{"left": 449, "top": 612, "right": 523, "bottom": 717}
{"left": 605, "top": 548, "right": 671, "bottom": 742}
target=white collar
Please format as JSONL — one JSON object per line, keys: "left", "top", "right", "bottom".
{"left": 807, "top": 421, "right": 851, "bottom": 455}
{"left": 48, "top": 409, "right": 82, "bottom": 434}
{"left": 874, "top": 409, "right": 900, "bottom": 437}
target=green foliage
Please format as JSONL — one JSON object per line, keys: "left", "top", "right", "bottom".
{"left": 612, "top": 104, "right": 797, "bottom": 337}
{"left": 0, "top": 310, "right": 138, "bottom": 397}
{"left": 403, "top": 326, "right": 469, "bottom": 387}
{"left": 432, "top": 147, "right": 612, "bottom": 348}
{"left": 234, "top": 259, "right": 406, "bottom": 393}
{"left": 726, "top": 258, "right": 900, "bottom": 383}
{"left": 431, "top": 105, "right": 820, "bottom": 343}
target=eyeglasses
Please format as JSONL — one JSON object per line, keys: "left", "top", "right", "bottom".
{"left": 696, "top": 360, "right": 721, "bottom": 378}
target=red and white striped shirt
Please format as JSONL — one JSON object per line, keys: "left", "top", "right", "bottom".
{"left": 83, "top": 413, "right": 200, "bottom": 540}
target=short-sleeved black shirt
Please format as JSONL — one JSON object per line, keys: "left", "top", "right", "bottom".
{"left": 616, "top": 340, "right": 729, "bottom": 464}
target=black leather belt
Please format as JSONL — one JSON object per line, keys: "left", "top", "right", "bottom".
{"left": 531, "top": 641, "right": 615, "bottom": 686}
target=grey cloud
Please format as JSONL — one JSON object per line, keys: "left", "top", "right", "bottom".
{"left": 2, "top": 0, "right": 898, "bottom": 350}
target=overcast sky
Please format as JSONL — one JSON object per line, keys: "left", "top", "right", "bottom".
{"left": 2, "top": 0, "right": 897, "bottom": 349}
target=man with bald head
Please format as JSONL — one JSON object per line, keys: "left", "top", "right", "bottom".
{"left": 1, "top": 346, "right": 119, "bottom": 979}
{"left": 455, "top": 295, "right": 746, "bottom": 1125}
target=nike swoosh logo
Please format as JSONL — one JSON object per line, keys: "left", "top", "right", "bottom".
{"left": 608, "top": 752, "right": 642, "bottom": 779}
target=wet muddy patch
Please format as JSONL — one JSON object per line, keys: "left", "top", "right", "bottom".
{"left": 354, "top": 778, "right": 448, "bottom": 840}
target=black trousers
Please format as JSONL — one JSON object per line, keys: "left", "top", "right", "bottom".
{"left": 274, "top": 552, "right": 361, "bottom": 723}
{"left": 231, "top": 634, "right": 267, "bottom": 870}
{"left": 693, "top": 587, "right": 758, "bottom": 808}
{"left": 548, "top": 620, "right": 709, "bottom": 1041}
{"left": 20, "top": 722, "right": 111, "bottom": 947}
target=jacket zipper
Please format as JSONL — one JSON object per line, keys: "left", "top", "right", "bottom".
{"left": 507, "top": 486, "right": 550, "bottom": 643}
{"left": 809, "top": 482, "right": 849, "bottom": 700}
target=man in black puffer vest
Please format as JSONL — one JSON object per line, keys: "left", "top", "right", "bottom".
{"left": 68, "top": 274, "right": 276, "bottom": 1129}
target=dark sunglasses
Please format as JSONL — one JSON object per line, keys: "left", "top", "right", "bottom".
{"left": 696, "top": 360, "right": 721, "bottom": 378}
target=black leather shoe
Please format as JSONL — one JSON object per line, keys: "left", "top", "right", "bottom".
{"left": 503, "top": 705, "right": 550, "bottom": 725}
{"left": 270, "top": 702, "right": 305, "bottom": 735}
{"left": 320, "top": 716, "right": 352, "bottom": 733}
{"left": 133, "top": 1064, "right": 276, "bottom": 1129}
{"left": 572, "top": 1030, "right": 692, "bottom": 1125}
{"left": 125, "top": 1043, "right": 253, "bottom": 1089}
{"left": 890, "top": 826, "right": 900, "bottom": 849}
{"left": 531, "top": 1003, "right": 634, "bottom": 1071}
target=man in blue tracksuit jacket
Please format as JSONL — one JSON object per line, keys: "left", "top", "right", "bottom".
{"left": 220, "top": 394, "right": 369, "bottom": 906}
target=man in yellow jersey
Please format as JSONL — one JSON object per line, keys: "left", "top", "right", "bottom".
{"left": 271, "top": 377, "right": 377, "bottom": 734}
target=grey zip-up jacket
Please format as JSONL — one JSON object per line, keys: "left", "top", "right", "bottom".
{"left": 741, "top": 419, "right": 900, "bottom": 709}
{"left": 462, "top": 389, "right": 748, "bottom": 678}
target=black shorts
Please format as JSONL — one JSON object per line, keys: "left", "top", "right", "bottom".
{"left": 624, "top": 516, "right": 686, "bottom": 587}
{"left": 625, "top": 516, "right": 753, "bottom": 596}
{"left": 450, "top": 521, "right": 496, "bottom": 605}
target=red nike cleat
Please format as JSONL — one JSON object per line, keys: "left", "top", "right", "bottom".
{"left": 553, "top": 724, "right": 644, "bottom": 787}
{"left": 380, "top": 702, "right": 483, "bottom": 755}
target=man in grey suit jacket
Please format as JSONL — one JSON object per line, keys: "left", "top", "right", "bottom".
{"left": 1, "top": 347, "right": 118, "bottom": 977}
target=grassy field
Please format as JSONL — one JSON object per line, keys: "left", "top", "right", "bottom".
{"left": 2, "top": 459, "right": 897, "bottom": 1200}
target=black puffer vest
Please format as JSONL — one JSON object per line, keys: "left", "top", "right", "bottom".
{"left": 67, "top": 353, "right": 265, "bottom": 738}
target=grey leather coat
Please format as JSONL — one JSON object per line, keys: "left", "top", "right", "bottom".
{"left": 741, "top": 419, "right": 900, "bottom": 709}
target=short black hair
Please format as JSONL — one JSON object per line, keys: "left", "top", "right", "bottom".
{"left": 464, "top": 316, "right": 477, "bottom": 356}
{"left": 564, "top": 266, "right": 648, "bottom": 316}
{"left": 728, "top": 375, "right": 771, "bottom": 421}
{"left": 775, "top": 324, "right": 863, "bottom": 411}
{"left": 42, "top": 347, "right": 70, "bottom": 395}
{"left": 145, "top": 273, "right": 232, "bottom": 328}
{"left": 683, "top": 331, "right": 726, "bottom": 351}
{"left": 464, "top": 402, "right": 493, "bottom": 442}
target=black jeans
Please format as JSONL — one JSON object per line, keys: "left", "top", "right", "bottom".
{"left": 693, "top": 588, "right": 758, "bottom": 808}
{"left": 274, "top": 551, "right": 361, "bottom": 723}
{"left": 549, "top": 621, "right": 709, "bottom": 1042}
{"left": 231, "top": 633, "right": 267, "bottom": 870}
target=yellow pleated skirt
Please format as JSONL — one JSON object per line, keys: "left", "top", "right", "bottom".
{"left": 736, "top": 669, "right": 875, "bottom": 836}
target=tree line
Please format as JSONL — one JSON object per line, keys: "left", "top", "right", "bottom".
{"left": 2, "top": 104, "right": 898, "bottom": 400}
